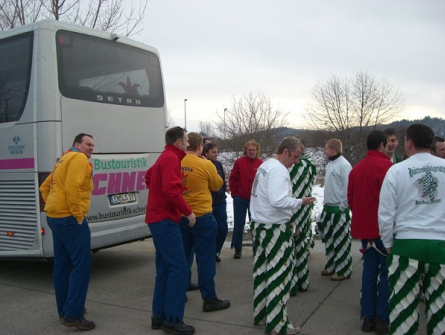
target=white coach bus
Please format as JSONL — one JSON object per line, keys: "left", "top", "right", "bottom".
{"left": 0, "top": 20, "right": 166, "bottom": 259}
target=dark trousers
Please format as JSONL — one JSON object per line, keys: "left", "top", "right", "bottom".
{"left": 150, "top": 220, "right": 188, "bottom": 323}
{"left": 213, "top": 200, "right": 228, "bottom": 255}
{"left": 47, "top": 216, "right": 92, "bottom": 321}
{"left": 361, "top": 238, "right": 389, "bottom": 324}
{"left": 231, "top": 196, "right": 250, "bottom": 251}
{"left": 180, "top": 214, "right": 217, "bottom": 300}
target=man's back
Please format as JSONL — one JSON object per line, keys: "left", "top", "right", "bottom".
{"left": 349, "top": 150, "right": 392, "bottom": 239}
{"left": 379, "top": 153, "right": 445, "bottom": 244}
{"left": 181, "top": 154, "right": 223, "bottom": 216}
{"left": 145, "top": 144, "right": 190, "bottom": 224}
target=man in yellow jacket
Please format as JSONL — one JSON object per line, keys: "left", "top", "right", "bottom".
{"left": 180, "top": 132, "right": 231, "bottom": 313}
{"left": 40, "top": 133, "right": 95, "bottom": 331}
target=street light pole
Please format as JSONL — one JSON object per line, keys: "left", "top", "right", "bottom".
{"left": 184, "top": 99, "right": 187, "bottom": 129}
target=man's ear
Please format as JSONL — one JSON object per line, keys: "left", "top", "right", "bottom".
{"left": 378, "top": 142, "right": 385, "bottom": 152}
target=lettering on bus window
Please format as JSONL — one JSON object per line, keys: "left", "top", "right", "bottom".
{"left": 56, "top": 30, "right": 164, "bottom": 108}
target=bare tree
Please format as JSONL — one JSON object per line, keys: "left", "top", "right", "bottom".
{"left": 304, "top": 71, "right": 404, "bottom": 164}
{"left": 0, "top": 0, "right": 147, "bottom": 36}
{"left": 216, "top": 92, "right": 288, "bottom": 158}
{"left": 198, "top": 121, "right": 216, "bottom": 139}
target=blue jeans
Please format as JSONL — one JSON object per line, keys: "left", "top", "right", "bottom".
{"left": 150, "top": 220, "right": 188, "bottom": 323}
{"left": 180, "top": 214, "right": 217, "bottom": 300}
{"left": 361, "top": 238, "right": 389, "bottom": 324}
{"left": 47, "top": 216, "right": 92, "bottom": 320}
{"left": 213, "top": 200, "right": 228, "bottom": 255}
{"left": 231, "top": 196, "right": 250, "bottom": 251}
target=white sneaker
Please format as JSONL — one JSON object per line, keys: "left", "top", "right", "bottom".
{"left": 269, "top": 325, "right": 301, "bottom": 335}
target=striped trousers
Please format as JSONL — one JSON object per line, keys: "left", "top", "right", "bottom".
{"left": 253, "top": 222, "right": 296, "bottom": 334}
{"left": 317, "top": 206, "right": 352, "bottom": 278}
{"left": 291, "top": 218, "right": 312, "bottom": 293}
{"left": 387, "top": 254, "right": 445, "bottom": 335}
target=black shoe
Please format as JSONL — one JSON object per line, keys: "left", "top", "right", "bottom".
{"left": 361, "top": 315, "right": 375, "bottom": 332}
{"left": 161, "top": 321, "right": 195, "bottom": 335}
{"left": 234, "top": 250, "right": 242, "bottom": 259}
{"left": 151, "top": 316, "right": 163, "bottom": 330}
{"left": 374, "top": 317, "right": 389, "bottom": 335}
{"left": 187, "top": 283, "right": 199, "bottom": 291}
{"left": 203, "top": 295, "right": 231, "bottom": 312}
{"left": 216, "top": 254, "right": 221, "bottom": 263}
{"left": 60, "top": 316, "right": 95, "bottom": 330}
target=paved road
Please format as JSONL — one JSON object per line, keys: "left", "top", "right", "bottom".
{"left": 0, "top": 238, "right": 427, "bottom": 335}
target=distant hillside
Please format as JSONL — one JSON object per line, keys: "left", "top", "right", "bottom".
{"left": 276, "top": 116, "right": 444, "bottom": 138}
{"left": 387, "top": 116, "right": 445, "bottom": 136}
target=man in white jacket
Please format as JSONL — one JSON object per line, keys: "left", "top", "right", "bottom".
{"left": 317, "top": 138, "right": 353, "bottom": 281}
{"left": 378, "top": 123, "right": 445, "bottom": 335}
{"left": 250, "top": 136, "right": 315, "bottom": 335}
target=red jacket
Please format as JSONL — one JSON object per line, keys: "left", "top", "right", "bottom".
{"left": 145, "top": 144, "right": 192, "bottom": 224}
{"left": 348, "top": 150, "right": 392, "bottom": 239}
{"left": 229, "top": 156, "right": 263, "bottom": 200}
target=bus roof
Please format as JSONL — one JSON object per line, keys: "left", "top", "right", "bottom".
{"left": 0, "top": 19, "right": 160, "bottom": 56}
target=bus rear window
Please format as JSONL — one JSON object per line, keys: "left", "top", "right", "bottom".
{"left": 0, "top": 32, "right": 33, "bottom": 123}
{"left": 56, "top": 31, "right": 164, "bottom": 108}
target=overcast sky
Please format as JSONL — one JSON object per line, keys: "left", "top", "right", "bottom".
{"left": 133, "top": 0, "right": 445, "bottom": 132}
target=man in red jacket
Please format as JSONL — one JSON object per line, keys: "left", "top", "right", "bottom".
{"left": 229, "top": 139, "right": 263, "bottom": 259}
{"left": 348, "top": 130, "right": 392, "bottom": 335}
{"left": 145, "top": 126, "right": 196, "bottom": 335}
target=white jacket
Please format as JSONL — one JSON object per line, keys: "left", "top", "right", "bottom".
{"left": 324, "top": 155, "right": 352, "bottom": 211}
{"left": 250, "top": 158, "right": 302, "bottom": 224}
{"left": 378, "top": 153, "right": 445, "bottom": 248}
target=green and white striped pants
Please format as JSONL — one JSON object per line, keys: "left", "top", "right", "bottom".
{"left": 387, "top": 254, "right": 445, "bottom": 335}
{"left": 317, "top": 206, "right": 352, "bottom": 277}
{"left": 252, "top": 222, "right": 295, "bottom": 334}
{"left": 291, "top": 218, "right": 312, "bottom": 293}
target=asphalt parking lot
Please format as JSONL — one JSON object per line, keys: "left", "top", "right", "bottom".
{"left": 0, "top": 238, "right": 427, "bottom": 335}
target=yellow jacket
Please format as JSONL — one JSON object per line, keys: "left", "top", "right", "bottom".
{"left": 40, "top": 151, "right": 93, "bottom": 223}
{"left": 181, "top": 154, "right": 223, "bottom": 217}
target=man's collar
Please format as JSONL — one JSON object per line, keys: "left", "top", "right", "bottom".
{"left": 329, "top": 153, "right": 342, "bottom": 161}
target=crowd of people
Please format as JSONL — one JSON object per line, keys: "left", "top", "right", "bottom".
{"left": 39, "top": 124, "right": 445, "bottom": 335}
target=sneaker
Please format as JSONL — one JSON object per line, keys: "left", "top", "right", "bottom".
{"left": 161, "top": 321, "right": 195, "bottom": 335}
{"left": 321, "top": 269, "right": 334, "bottom": 276}
{"left": 361, "top": 315, "right": 375, "bottom": 332}
{"left": 234, "top": 250, "right": 242, "bottom": 259}
{"left": 216, "top": 254, "right": 221, "bottom": 263}
{"left": 60, "top": 316, "right": 96, "bottom": 330}
{"left": 269, "top": 325, "right": 301, "bottom": 334}
{"left": 203, "top": 296, "right": 231, "bottom": 312}
{"left": 330, "top": 273, "right": 346, "bottom": 281}
{"left": 151, "top": 315, "right": 163, "bottom": 330}
{"left": 374, "top": 317, "right": 389, "bottom": 335}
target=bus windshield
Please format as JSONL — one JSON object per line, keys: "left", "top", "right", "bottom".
{"left": 0, "top": 32, "right": 33, "bottom": 123}
{"left": 56, "top": 30, "right": 164, "bottom": 108}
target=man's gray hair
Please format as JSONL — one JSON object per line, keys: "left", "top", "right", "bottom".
{"left": 277, "top": 136, "right": 305, "bottom": 154}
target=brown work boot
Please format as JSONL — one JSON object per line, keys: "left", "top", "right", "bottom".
{"left": 60, "top": 316, "right": 96, "bottom": 330}
{"left": 330, "top": 273, "right": 346, "bottom": 281}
